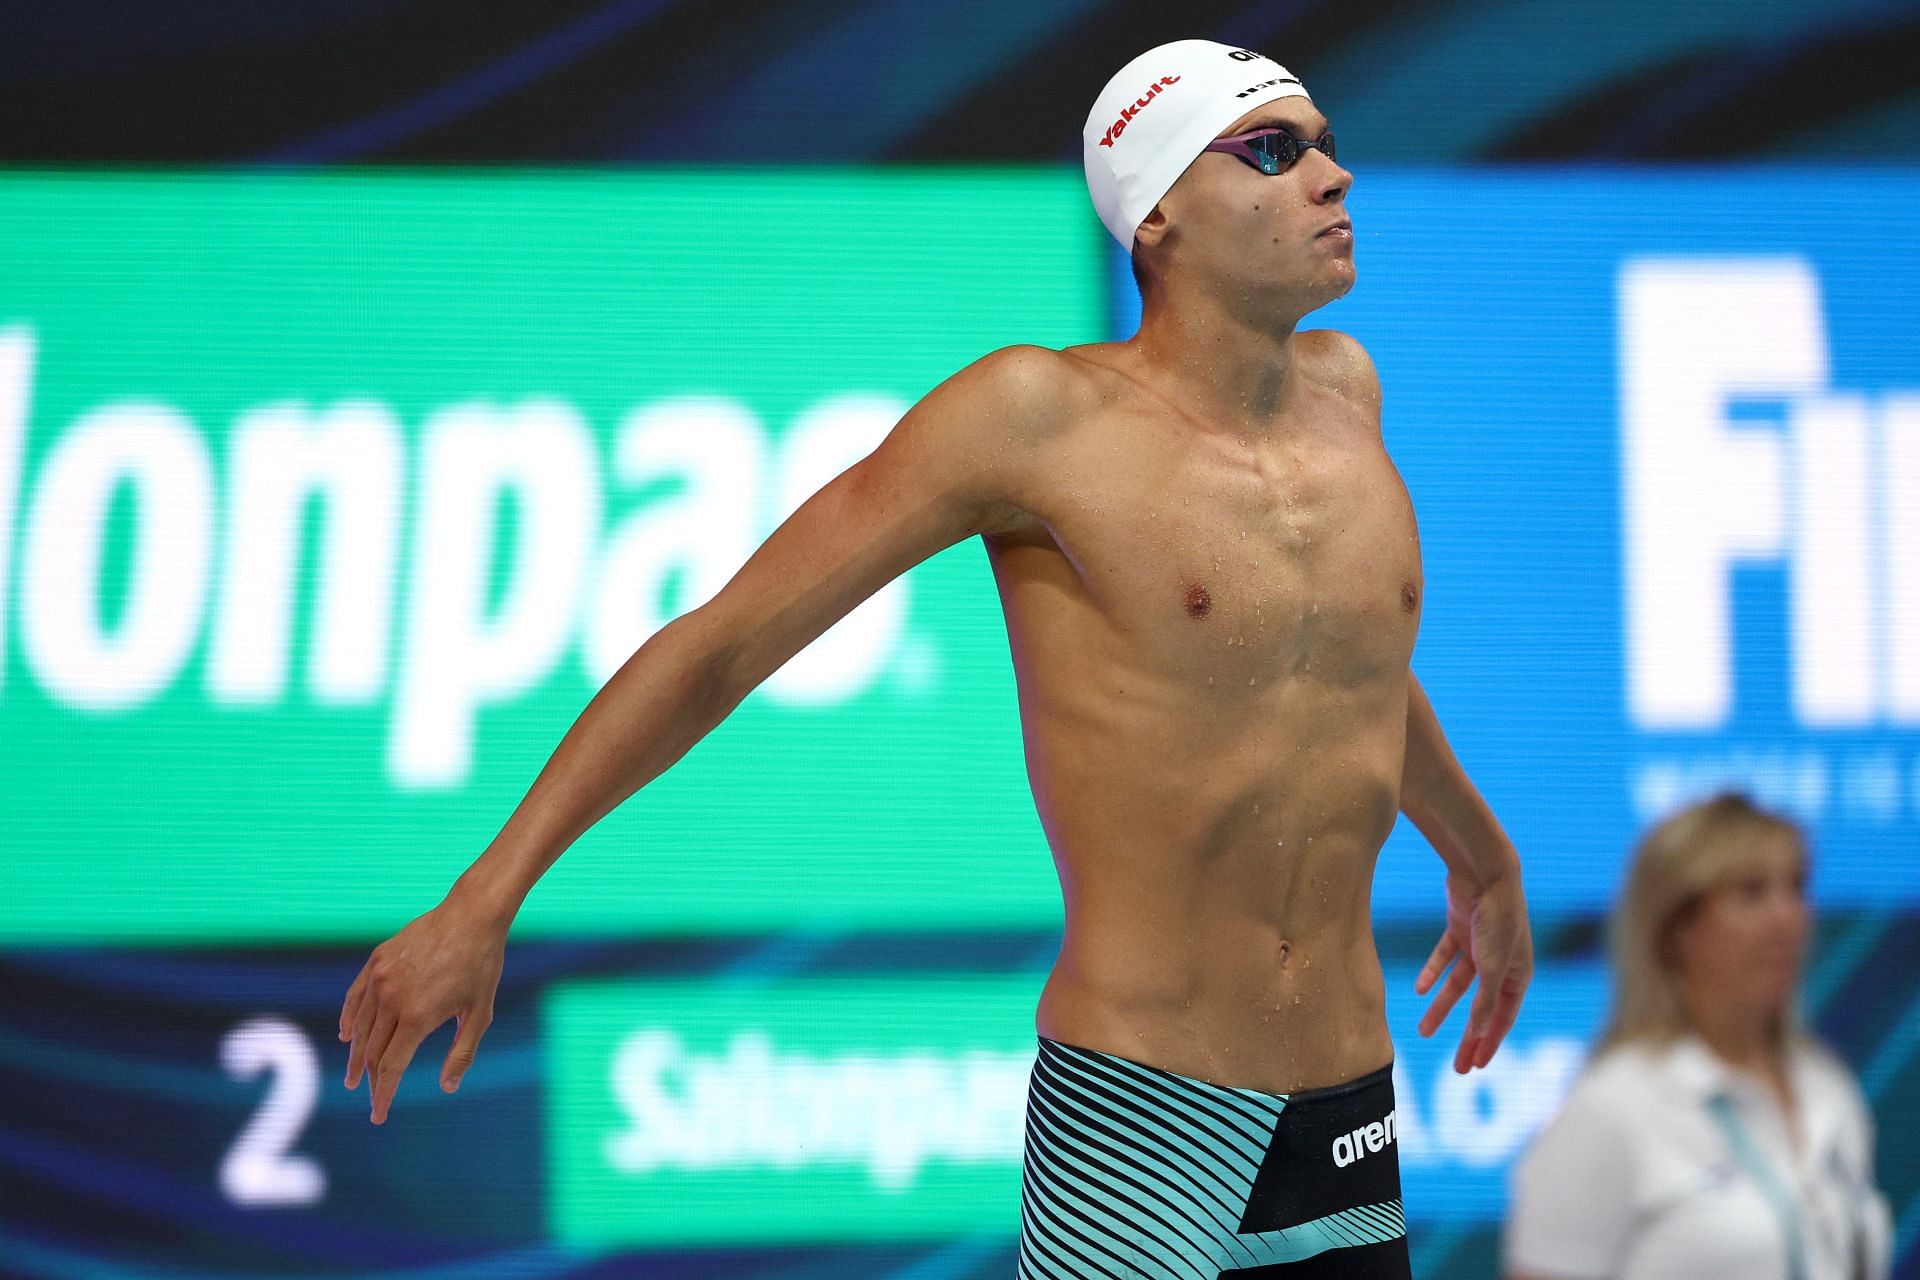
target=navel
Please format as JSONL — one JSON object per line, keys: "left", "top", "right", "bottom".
{"left": 1184, "top": 583, "right": 1214, "bottom": 619}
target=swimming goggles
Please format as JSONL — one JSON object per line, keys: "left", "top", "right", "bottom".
{"left": 1202, "top": 128, "right": 1337, "bottom": 175}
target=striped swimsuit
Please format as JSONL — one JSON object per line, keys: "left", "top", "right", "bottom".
{"left": 1018, "top": 1036, "right": 1411, "bottom": 1279}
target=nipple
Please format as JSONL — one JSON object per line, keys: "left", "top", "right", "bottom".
{"left": 1184, "top": 584, "right": 1213, "bottom": 619}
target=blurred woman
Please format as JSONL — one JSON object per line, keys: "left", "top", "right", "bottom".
{"left": 1504, "top": 791, "right": 1892, "bottom": 1280}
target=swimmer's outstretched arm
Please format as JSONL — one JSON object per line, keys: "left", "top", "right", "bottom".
{"left": 1399, "top": 671, "right": 1535, "bottom": 1075}
{"left": 336, "top": 345, "right": 1056, "bottom": 1124}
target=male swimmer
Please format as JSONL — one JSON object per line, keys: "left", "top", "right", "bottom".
{"left": 340, "top": 37, "right": 1533, "bottom": 1279}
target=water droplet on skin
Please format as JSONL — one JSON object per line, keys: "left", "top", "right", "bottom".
{"left": 1248, "top": 677, "right": 1255, "bottom": 685}
{"left": 1207, "top": 675, "right": 1215, "bottom": 685}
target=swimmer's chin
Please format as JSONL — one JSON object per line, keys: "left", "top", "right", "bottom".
{"left": 1306, "top": 266, "right": 1357, "bottom": 309}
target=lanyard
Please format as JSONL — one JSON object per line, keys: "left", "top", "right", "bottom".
{"left": 1707, "top": 1091, "right": 1811, "bottom": 1280}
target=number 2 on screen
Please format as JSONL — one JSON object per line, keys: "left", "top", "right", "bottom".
{"left": 219, "top": 1015, "right": 326, "bottom": 1206}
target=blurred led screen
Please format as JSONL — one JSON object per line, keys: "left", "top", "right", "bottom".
{"left": 3, "top": 167, "right": 1917, "bottom": 1277}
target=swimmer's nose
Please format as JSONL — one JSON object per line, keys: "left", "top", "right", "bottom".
{"left": 1307, "top": 151, "right": 1351, "bottom": 206}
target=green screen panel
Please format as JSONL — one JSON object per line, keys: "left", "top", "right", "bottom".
{"left": 543, "top": 974, "right": 1041, "bottom": 1247}
{"left": 0, "top": 170, "right": 1105, "bottom": 943}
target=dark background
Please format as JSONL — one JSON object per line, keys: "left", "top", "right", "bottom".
{"left": 4, "top": 0, "right": 1918, "bottom": 166}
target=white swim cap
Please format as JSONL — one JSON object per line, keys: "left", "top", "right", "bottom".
{"left": 1083, "top": 39, "right": 1313, "bottom": 252}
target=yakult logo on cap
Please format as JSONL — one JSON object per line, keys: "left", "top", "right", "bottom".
{"left": 1097, "top": 75, "right": 1182, "bottom": 148}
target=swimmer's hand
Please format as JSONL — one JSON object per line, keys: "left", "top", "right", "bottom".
{"left": 1413, "top": 869, "right": 1533, "bottom": 1075}
{"left": 338, "top": 885, "right": 507, "bottom": 1124}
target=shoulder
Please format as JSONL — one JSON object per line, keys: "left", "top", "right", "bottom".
{"left": 1555, "top": 1053, "right": 1636, "bottom": 1118}
{"left": 1298, "top": 328, "right": 1382, "bottom": 404}
{"left": 879, "top": 343, "right": 1077, "bottom": 476}
{"left": 1794, "top": 1033, "right": 1857, "bottom": 1085}
{"left": 1525, "top": 1043, "right": 1665, "bottom": 1155}
{"left": 897, "top": 342, "right": 1093, "bottom": 469}
{"left": 1793, "top": 1035, "right": 1875, "bottom": 1128}
{"left": 1572, "top": 1041, "right": 1670, "bottom": 1104}
{"left": 936, "top": 343, "right": 1085, "bottom": 429}
{"left": 884, "top": 343, "right": 1088, "bottom": 538}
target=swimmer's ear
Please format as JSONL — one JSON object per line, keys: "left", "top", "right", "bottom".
{"left": 1134, "top": 204, "right": 1171, "bottom": 251}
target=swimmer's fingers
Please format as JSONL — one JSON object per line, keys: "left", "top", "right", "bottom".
{"left": 361, "top": 1006, "right": 401, "bottom": 1109}
{"left": 1417, "top": 949, "right": 1475, "bottom": 1039}
{"left": 1453, "top": 1025, "right": 1480, "bottom": 1076}
{"left": 339, "top": 966, "right": 367, "bottom": 1044}
{"left": 369, "top": 1018, "right": 426, "bottom": 1126}
{"left": 1463, "top": 961, "right": 1531, "bottom": 1072}
{"left": 1454, "top": 985, "right": 1498, "bottom": 1074}
{"left": 1458, "top": 878, "right": 1535, "bottom": 1071}
{"left": 344, "top": 971, "right": 380, "bottom": 1091}
{"left": 440, "top": 1007, "right": 493, "bottom": 1094}
{"left": 1413, "top": 930, "right": 1461, "bottom": 997}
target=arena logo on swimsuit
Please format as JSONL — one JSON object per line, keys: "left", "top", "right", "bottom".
{"left": 1330, "top": 1109, "right": 1398, "bottom": 1168}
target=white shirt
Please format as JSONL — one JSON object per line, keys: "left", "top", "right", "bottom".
{"left": 1504, "top": 1033, "right": 1892, "bottom": 1280}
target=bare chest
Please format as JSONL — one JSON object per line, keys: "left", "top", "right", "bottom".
{"left": 1009, "top": 417, "right": 1423, "bottom": 689}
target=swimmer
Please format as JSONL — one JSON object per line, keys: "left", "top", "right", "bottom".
{"left": 339, "top": 37, "right": 1533, "bottom": 1277}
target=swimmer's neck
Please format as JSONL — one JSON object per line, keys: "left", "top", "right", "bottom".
{"left": 1124, "top": 287, "right": 1311, "bottom": 440}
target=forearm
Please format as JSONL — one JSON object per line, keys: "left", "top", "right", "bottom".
{"left": 1401, "top": 671, "right": 1521, "bottom": 886}
{"left": 450, "top": 606, "right": 748, "bottom": 924}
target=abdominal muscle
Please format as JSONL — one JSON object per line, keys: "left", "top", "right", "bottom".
{"left": 1016, "top": 621, "right": 1406, "bottom": 1095}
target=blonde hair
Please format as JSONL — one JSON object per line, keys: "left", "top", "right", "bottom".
{"left": 1595, "top": 791, "right": 1809, "bottom": 1057}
